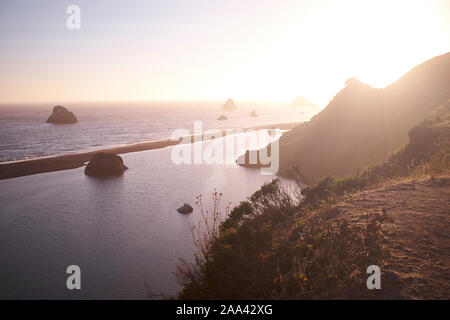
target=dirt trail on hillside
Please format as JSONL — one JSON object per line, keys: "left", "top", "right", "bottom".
{"left": 333, "top": 176, "right": 450, "bottom": 299}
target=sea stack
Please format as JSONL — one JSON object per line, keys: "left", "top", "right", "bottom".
{"left": 84, "top": 153, "right": 128, "bottom": 177}
{"left": 46, "top": 105, "right": 78, "bottom": 124}
{"left": 291, "top": 96, "right": 315, "bottom": 108}
{"left": 222, "top": 98, "right": 237, "bottom": 111}
{"left": 217, "top": 114, "right": 228, "bottom": 120}
{"left": 250, "top": 110, "right": 258, "bottom": 117}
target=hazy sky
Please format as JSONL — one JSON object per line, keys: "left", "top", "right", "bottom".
{"left": 0, "top": 0, "right": 449, "bottom": 104}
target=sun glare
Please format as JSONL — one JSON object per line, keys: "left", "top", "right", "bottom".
{"left": 267, "top": 0, "right": 445, "bottom": 104}
{"left": 0, "top": 0, "right": 448, "bottom": 104}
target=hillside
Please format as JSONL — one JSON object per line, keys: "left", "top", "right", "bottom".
{"left": 362, "top": 99, "right": 450, "bottom": 182}
{"left": 333, "top": 177, "right": 450, "bottom": 299}
{"left": 177, "top": 175, "right": 449, "bottom": 299}
{"left": 177, "top": 106, "right": 450, "bottom": 299}
{"left": 240, "top": 53, "right": 450, "bottom": 184}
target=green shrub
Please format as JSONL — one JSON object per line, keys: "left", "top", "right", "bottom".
{"left": 176, "top": 177, "right": 386, "bottom": 299}
{"left": 300, "top": 175, "right": 367, "bottom": 208}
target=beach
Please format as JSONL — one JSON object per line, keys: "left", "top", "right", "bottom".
{"left": 0, "top": 121, "right": 300, "bottom": 180}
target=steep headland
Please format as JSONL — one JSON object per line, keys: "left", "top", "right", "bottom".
{"left": 240, "top": 53, "right": 450, "bottom": 184}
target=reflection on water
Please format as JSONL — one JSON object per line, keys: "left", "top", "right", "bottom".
{"left": 0, "top": 133, "right": 277, "bottom": 299}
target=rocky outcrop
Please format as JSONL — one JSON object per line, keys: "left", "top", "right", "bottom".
{"left": 217, "top": 114, "right": 228, "bottom": 120}
{"left": 177, "top": 203, "right": 193, "bottom": 214}
{"left": 84, "top": 153, "right": 128, "bottom": 177}
{"left": 46, "top": 105, "right": 78, "bottom": 124}
{"left": 222, "top": 98, "right": 237, "bottom": 111}
{"left": 291, "top": 96, "right": 316, "bottom": 108}
{"left": 250, "top": 110, "right": 258, "bottom": 117}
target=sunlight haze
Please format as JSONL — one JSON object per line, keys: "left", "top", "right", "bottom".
{"left": 0, "top": 0, "right": 449, "bottom": 105}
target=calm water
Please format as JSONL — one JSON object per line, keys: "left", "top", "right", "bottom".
{"left": 0, "top": 101, "right": 309, "bottom": 162}
{"left": 0, "top": 132, "right": 281, "bottom": 299}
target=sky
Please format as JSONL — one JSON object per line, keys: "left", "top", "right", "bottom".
{"left": 0, "top": 0, "right": 449, "bottom": 105}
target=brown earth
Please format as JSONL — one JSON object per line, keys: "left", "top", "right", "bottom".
{"left": 330, "top": 176, "right": 450, "bottom": 299}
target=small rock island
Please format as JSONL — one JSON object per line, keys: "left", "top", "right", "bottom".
{"left": 46, "top": 105, "right": 78, "bottom": 124}
{"left": 217, "top": 114, "right": 228, "bottom": 120}
{"left": 84, "top": 153, "right": 128, "bottom": 177}
{"left": 250, "top": 110, "right": 258, "bottom": 117}
{"left": 222, "top": 98, "right": 237, "bottom": 111}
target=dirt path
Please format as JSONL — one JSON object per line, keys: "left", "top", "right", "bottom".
{"left": 333, "top": 176, "right": 450, "bottom": 299}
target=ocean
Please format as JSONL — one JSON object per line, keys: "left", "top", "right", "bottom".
{"left": 0, "top": 101, "right": 309, "bottom": 162}
{"left": 0, "top": 102, "right": 308, "bottom": 299}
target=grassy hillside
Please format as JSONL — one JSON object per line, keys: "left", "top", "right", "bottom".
{"left": 240, "top": 53, "right": 450, "bottom": 184}
{"left": 361, "top": 99, "right": 450, "bottom": 182}
{"left": 177, "top": 102, "right": 450, "bottom": 299}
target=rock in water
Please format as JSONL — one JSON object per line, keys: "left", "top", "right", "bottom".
{"left": 291, "top": 96, "right": 316, "bottom": 108}
{"left": 217, "top": 114, "right": 228, "bottom": 120}
{"left": 84, "top": 153, "right": 128, "bottom": 177}
{"left": 46, "top": 105, "right": 78, "bottom": 124}
{"left": 177, "top": 203, "right": 193, "bottom": 214}
{"left": 250, "top": 110, "right": 258, "bottom": 117}
{"left": 222, "top": 98, "right": 237, "bottom": 111}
